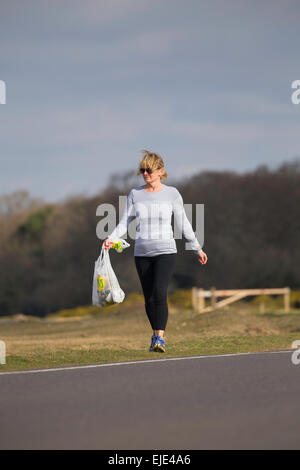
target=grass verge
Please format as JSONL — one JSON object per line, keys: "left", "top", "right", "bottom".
{"left": 0, "top": 293, "right": 299, "bottom": 372}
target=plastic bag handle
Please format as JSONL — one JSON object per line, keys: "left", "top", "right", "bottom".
{"left": 99, "top": 245, "right": 106, "bottom": 263}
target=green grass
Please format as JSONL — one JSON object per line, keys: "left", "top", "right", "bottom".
{"left": 1, "top": 334, "right": 299, "bottom": 373}
{"left": 0, "top": 292, "right": 299, "bottom": 372}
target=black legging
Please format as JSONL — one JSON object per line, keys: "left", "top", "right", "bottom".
{"left": 134, "top": 254, "right": 177, "bottom": 331}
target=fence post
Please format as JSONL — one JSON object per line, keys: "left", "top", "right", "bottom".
{"left": 198, "top": 288, "right": 205, "bottom": 313}
{"left": 211, "top": 286, "right": 216, "bottom": 309}
{"left": 284, "top": 287, "right": 290, "bottom": 312}
{"left": 192, "top": 287, "right": 197, "bottom": 311}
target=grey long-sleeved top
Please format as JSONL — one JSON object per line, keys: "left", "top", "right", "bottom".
{"left": 108, "top": 184, "right": 204, "bottom": 257}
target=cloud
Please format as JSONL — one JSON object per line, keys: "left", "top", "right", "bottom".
{"left": 1, "top": 0, "right": 300, "bottom": 201}
{"left": 2, "top": 92, "right": 298, "bottom": 154}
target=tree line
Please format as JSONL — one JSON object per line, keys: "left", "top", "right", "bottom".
{"left": 0, "top": 158, "right": 299, "bottom": 316}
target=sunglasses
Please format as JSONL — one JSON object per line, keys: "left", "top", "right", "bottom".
{"left": 139, "top": 167, "right": 159, "bottom": 174}
{"left": 139, "top": 167, "right": 153, "bottom": 174}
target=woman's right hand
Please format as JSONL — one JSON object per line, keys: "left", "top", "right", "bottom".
{"left": 198, "top": 250, "right": 208, "bottom": 264}
{"left": 103, "top": 238, "right": 113, "bottom": 250}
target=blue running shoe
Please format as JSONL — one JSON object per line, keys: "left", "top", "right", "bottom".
{"left": 149, "top": 334, "right": 158, "bottom": 352}
{"left": 152, "top": 335, "right": 165, "bottom": 353}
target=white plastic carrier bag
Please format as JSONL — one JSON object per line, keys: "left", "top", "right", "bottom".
{"left": 92, "top": 239, "right": 130, "bottom": 307}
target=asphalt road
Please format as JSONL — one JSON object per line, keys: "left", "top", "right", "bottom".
{"left": 0, "top": 350, "right": 299, "bottom": 449}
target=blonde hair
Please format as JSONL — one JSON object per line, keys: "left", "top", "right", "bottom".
{"left": 136, "top": 149, "right": 168, "bottom": 181}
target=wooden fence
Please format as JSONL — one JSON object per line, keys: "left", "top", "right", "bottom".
{"left": 191, "top": 287, "right": 291, "bottom": 313}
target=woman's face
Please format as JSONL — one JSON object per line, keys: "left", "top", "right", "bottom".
{"left": 143, "top": 167, "right": 164, "bottom": 184}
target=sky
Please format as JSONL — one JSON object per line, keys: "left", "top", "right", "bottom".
{"left": 0, "top": 0, "right": 300, "bottom": 202}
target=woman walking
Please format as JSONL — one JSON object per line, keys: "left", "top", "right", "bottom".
{"left": 103, "top": 150, "right": 208, "bottom": 353}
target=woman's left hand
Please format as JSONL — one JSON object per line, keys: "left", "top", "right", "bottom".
{"left": 198, "top": 251, "right": 208, "bottom": 264}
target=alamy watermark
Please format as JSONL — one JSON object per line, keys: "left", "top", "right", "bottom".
{"left": 291, "top": 80, "right": 300, "bottom": 104}
{"left": 0, "top": 80, "right": 6, "bottom": 104}
{"left": 291, "top": 340, "right": 300, "bottom": 365}
{"left": 96, "top": 197, "right": 204, "bottom": 251}
{"left": 0, "top": 340, "right": 6, "bottom": 365}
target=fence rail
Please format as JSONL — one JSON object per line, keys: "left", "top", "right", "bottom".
{"left": 191, "top": 287, "right": 290, "bottom": 313}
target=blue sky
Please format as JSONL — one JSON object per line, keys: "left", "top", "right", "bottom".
{"left": 1, "top": 0, "right": 300, "bottom": 202}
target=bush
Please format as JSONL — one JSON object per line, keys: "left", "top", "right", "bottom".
{"left": 168, "top": 289, "right": 192, "bottom": 309}
{"left": 291, "top": 289, "right": 300, "bottom": 309}
{"left": 48, "top": 292, "right": 145, "bottom": 318}
{"left": 251, "top": 294, "right": 283, "bottom": 309}
{"left": 17, "top": 206, "right": 53, "bottom": 242}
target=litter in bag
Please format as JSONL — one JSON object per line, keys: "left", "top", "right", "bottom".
{"left": 92, "top": 239, "right": 130, "bottom": 307}
{"left": 112, "top": 239, "right": 130, "bottom": 253}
